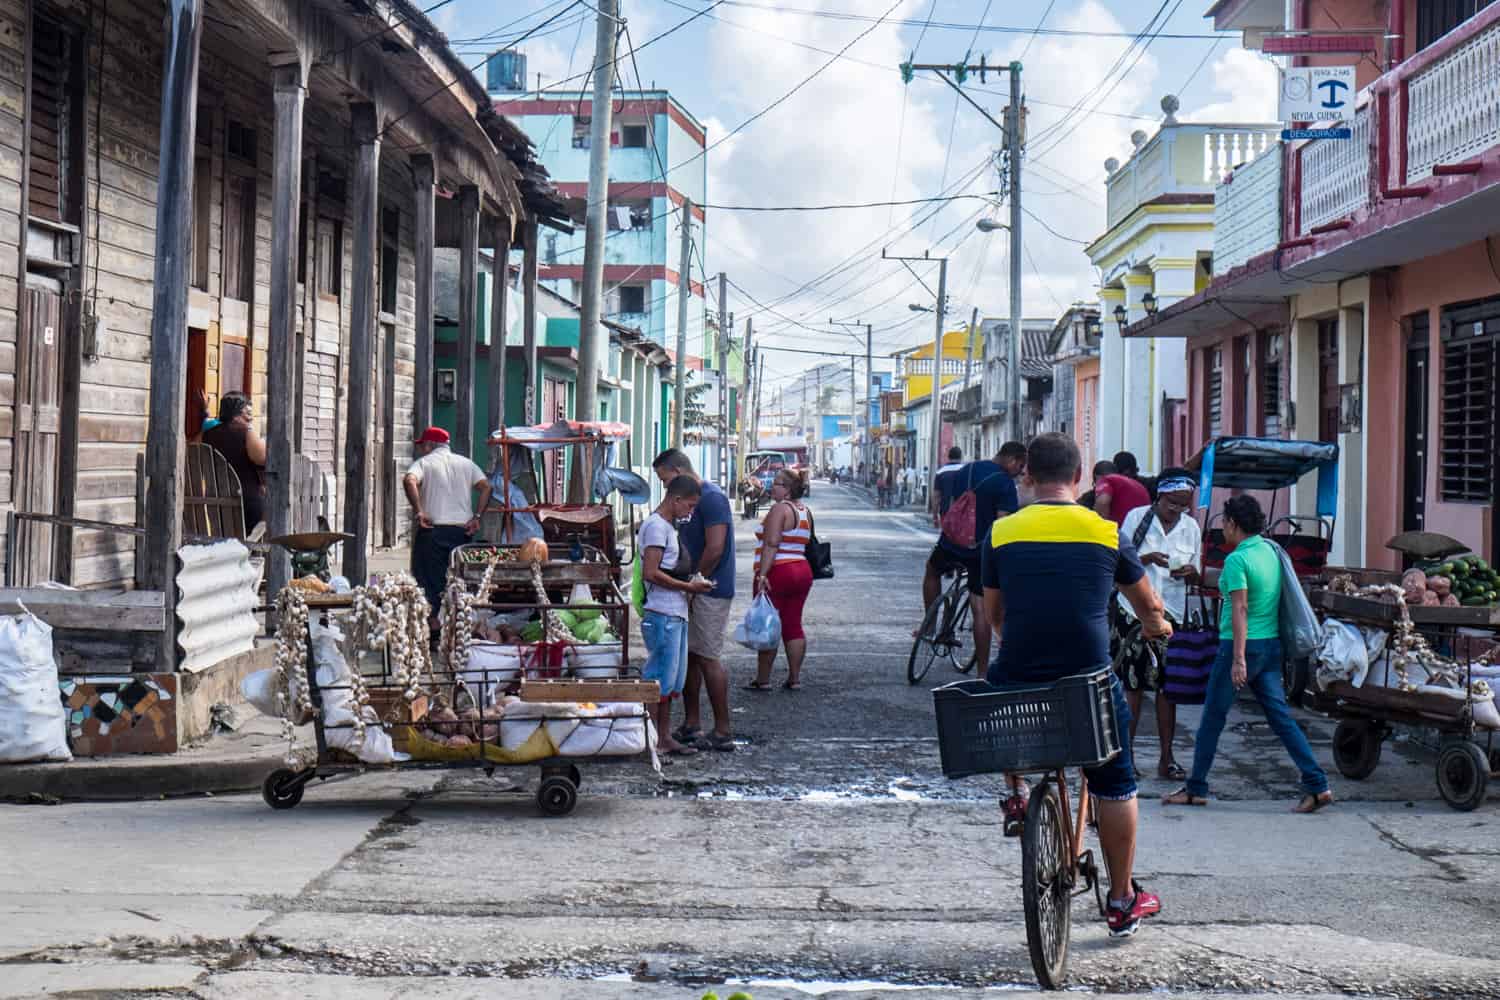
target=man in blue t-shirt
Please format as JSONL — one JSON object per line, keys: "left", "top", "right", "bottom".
{"left": 651, "top": 449, "right": 735, "bottom": 751}
{"left": 965, "top": 440, "right": 1026, "bottom": 668}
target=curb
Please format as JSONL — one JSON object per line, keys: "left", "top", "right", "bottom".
{"left": 0, "top": 753, "right": 278, "bottom": 802}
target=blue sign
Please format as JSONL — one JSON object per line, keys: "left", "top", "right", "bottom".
{"left": 1282, "top": 128, "right": 1352, "bottom": 140}
{"left": 1317, "top": 78, "right": 1350, "bottom": 110}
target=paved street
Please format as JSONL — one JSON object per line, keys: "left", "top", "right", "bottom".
{"left": 4, "top": 484, "right": 1500, "bottom": 998}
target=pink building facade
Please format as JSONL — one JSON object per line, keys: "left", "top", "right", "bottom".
{"left": 1130, "top": 0, "right": 1500, "bottom": 569}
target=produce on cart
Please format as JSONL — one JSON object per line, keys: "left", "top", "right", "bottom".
{"left": 245, "top": 553, "right": 658, "bottom": 816}
{"left": 1311, "top": 574, "right": 1500, "bottom": 810}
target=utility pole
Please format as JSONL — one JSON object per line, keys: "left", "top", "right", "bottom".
{"left": 672, "top": 197, "right": 693, "bottom": 447}
{"left": 899, "top": 57, "right": 1024, "bottom": 441}
{"left": 1005, "top": 61, "right": 1025, "bottom": 442}
{"left": 882, "top": 250, "right": 949, "bottom": 512}
{"left": 848, "top": 355, "right": 857, "bottom": 472}
{"left": 831, "top": 317, "right": 871, "bottom": 483}
{"left": 753, "top": 351, "right": 765, "bottom": 447}
{"left": 717, "top": 274, "right": 729, "bottom": 486}
{"left": 963, "top": 306, "right": 978, "bottom": 456}
{"left": 813, "top": 366, "right": 822, "bottom": 472}
{"left": 574, "top": 0, "right": 619, "bottom": 440}
{"left": 737, "top": 317, "right": 753, "bottom": 492}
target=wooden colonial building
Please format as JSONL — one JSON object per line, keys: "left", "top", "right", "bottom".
{"left": 2, "top": 0, "right": 566, "bottom": 646}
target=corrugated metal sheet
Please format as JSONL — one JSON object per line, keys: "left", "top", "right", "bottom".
{"left": 176, "top": 540, "right": 260, "bottom": 673}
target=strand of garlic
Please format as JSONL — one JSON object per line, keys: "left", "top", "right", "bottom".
{"left": 530, "top": 560, "right": 570, "bottom": 643}
{"left": 272, "top": 587, "right": 312, "bottom": 767}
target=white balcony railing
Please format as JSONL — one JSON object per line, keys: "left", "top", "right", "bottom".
{"left": 1213, "top": 144, "right": 1282, "bottom": 272}
{"left": 1105, "top": 124, "right": 1280, "bottom": 231}
{"left": 1407, "top": 16, "right": 1500, "bottom": 181}
{"left": 1299, "top": 106, "right": 1371, "bottom": 233}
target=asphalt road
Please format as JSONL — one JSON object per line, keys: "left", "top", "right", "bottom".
{"left": 3, "top": 482, "right": 1500, "bottom": 998}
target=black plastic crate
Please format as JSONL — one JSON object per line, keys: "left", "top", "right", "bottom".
{"left": 932, "top": 667, "right": 1121, "bottom": 778}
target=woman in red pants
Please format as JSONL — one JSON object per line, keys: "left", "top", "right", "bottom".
{"left": 746, "top": 471, "right": 815, "bottom": 691}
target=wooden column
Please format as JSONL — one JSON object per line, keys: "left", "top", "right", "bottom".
{"left": 521, "top": 218, "right": 540, "bottom": 423}
{"left": 265, "top": 57, "right": 307, "bottom": 608}
{"left": 341, "top": 102, "right": 380, "bottom": 583}
{"left": 456, "top": 185, "right": 480, "bottom": 457}
{"left": 487, "top": 220, "right": 511, "bottom": 436}
{"left": 142, "top": 0, "right": 203, "bottom": 667}
{"left": 411, "top": 154, "right": 436, "bottom": 436}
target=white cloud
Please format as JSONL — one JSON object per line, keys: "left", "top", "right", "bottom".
{"left": 1182, "top": 47, "right": 1280, "bottom": 123}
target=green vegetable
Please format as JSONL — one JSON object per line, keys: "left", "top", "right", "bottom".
{"left": 1438, "top": 562, "right": 1456, "bottom": 575}
{"left": 555, "top": 609, "right": 579, "bottom": 630}
{"left": 520, "top": 621, "right": 544, "bottom": 642}
{"left": 571, "top": 608, "right": 602, "bottom": 623}
{"left": 727, "top": 993, "right": 754, "bottom": 1000}
{"left": 1463, "top": 596, "right": 1489, "bottom": 607}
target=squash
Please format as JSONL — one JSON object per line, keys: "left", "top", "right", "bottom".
{"left": 519, "top": 538, "right": 550, "bottom": 564}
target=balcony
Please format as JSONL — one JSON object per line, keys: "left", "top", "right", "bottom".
{"left": 1213, "top": 143, "right": 1282, "bottom": 272}
{"left": 1105, "top": 123, "right": 1280, "bottom": 232}
{"left": 1289, "top": 4, "right": 1500, "bottom": 245}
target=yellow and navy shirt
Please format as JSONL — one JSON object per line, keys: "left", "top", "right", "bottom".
{"left": 981, "top": 501, "right": 1146, "bottom": 684}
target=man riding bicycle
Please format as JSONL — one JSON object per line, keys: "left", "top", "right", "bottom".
{"left": 980, "top": 433, "right": 1173, "bottom": 939}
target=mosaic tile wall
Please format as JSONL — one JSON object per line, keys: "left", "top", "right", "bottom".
{"left": 59, "top": 674, "right": 179, "bottom": 756}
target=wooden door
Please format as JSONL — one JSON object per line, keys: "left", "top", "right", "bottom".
{"left": 18, "top": 281, "right": 63, "bottom": 582}
{"left": 187, "top": 329, "right": 207, "bottom": 438}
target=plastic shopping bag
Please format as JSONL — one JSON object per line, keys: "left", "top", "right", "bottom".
{"left": 1271, "top": 539, "right": 1321, "bottom": 660}
{"left": 733, "top": 594, "right": 782, "bottom": 652}
{"left": 0, "top": 611, "right": 71, "bottom": 763}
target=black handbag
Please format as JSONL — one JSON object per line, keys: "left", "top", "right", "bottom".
{"left": 805, "top": 507, "right": 834, "bottom": 580}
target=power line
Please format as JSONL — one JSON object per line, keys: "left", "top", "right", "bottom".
{"left": 715, "top": 1, "right": 1225, "bottom": 39}
{"left": 1021, "top": 206, "right": 1091, "bottom": 245}
{"left": 699, "top": 193, "right": 996, "bottom": 212}
{"left": 669, "top": 0, "right": 906, "bottom": 172}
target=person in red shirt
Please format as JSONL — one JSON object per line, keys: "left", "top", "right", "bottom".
{"left": 1094, "top": 451, "right": 1152, "bottom": 526}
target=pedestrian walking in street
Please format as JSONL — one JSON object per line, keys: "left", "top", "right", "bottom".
{"left": 650, "top": 449, "right": 736, "bottom": 752}
{"left": 1094, "top": 452, "right": 1151, "bottom": 526}
{"left": 747, "top": 471, "right": 814, "bottom": 691}
{"left": 1163, "top": 495, "right": 1333, "bottom": 812}
{"left": 1078, "top": 459, "right": 1115, "bottom": 511}
{"left": 638, "top": 475, "right": 714, "bottom": 757}
{"left": 981, "top": 432, "right": 1172, "bottom": 938}
{"left": 876, "top": 468, "right": 892, "bottom": 509}
{"left": 402, "top": 427, "right": 491, "bottom": 621}
{"left": 201, "top": 391, "right": 268, "bottom": 531}
{"left": 1113, "top": 469, "right": 1200, "bottom": 780}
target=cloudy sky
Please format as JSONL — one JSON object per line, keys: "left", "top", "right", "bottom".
{"left": 435, "top": 0, "right": 1279, "bottom": 397}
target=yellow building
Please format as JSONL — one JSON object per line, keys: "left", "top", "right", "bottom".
{"left": 901, "top": 328, "right": 983, "bottom": 406}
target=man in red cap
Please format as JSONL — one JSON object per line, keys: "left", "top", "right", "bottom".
{"left": 402, "top": 427, "right": 491, "bottom": 616}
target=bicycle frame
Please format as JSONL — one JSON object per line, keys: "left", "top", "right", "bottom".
{"left": 1039, "top": 766, "right": 1103, "bottom": 904}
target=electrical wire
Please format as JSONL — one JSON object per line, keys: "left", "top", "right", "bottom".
{"left": 700, "top": 193, "right": 996, "bottom": 212}
{"left": 668, "top": 0, "right": 906, "bottom": 172}
{"left": 1018, "top": 0, "right": 1057, "bottom": 62}
{"left": 1021, "top": 206, "right": 1091, "bottom": 245}
{"left": 713, "top": 1, "right": 1224, "bottom": 39}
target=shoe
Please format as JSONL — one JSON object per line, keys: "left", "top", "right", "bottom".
{"left": 1106, "top": 883, "right": 1161, "bottom": 939}
{"left": 1001, "top": 793, "right": 1027, "bottom": 838}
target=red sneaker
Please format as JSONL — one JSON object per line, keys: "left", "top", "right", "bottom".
{"left": 1106, "top": 883, "right": 1161, "bottom": 938}
{"left": 1001, "top": 793, "right": 1027, "bottom": 838}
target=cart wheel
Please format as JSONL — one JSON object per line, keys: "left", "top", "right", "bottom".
{"left": 1437, "top": 742, "right": 1489, "bottom": 812}
{"left": 262, "top": 769, "right": 305, "bottom": 810}
{"left": 537, "top": 775, "right": 579, "bottom": 817}
{"left": 1332, "top": 720, "right": 1383, "bottom": 781}
{"left": 567, "top": 764, "right": 582, "bottom": 789}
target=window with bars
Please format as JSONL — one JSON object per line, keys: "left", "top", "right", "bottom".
{"left": 1418, "top": 0, "right": 1497, "bottom": 51}
{"left": 1205, "top": 347, "right": 1223, "bottom": 439}
{"left": 1263, "top": 332, "right": 1284, "bottom": 437}
{"left": 1238, "top": 337, "right": 1253, "bottom": 435}
{"left": 1440, "top": 298, "right": 1499, "bottom": 503}
{"left": 28, "top": 16, "right": 80, "bottom": 224}
{"left": 222, "top": 174, "right": 256, "bottom": 302}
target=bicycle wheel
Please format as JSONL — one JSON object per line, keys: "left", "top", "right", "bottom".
{"left": 944, "top": 584, "right": 978, "bottom": 674}
{"left": 1022, "top": 781, "right": 1072, "bottom": 990}
{"left": 906, "top": 594, "right": 946, "bottom": 685}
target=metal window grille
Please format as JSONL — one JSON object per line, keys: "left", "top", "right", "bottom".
{"left": 1440, "top": 298, "right": 1500, "bottom": 503}
{"left": 1206, "top": 348, "right": 1223, "bottom": 439}
{"left": 1263, "top": 333, "right": 1283, "bottom": 437}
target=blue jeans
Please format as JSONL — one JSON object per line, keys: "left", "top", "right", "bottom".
{"left": 640, "top": 611, "right": 688, "bottom": 699}
{"left": 1186, "top": 638, "right": 1328, "bottom": 798}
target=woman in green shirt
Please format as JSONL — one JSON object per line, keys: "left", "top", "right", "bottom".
{"left": 1165, "top": 495, "right": 1332, "bottom": 813}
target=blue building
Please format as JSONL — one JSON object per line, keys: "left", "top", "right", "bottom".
{"left": 490, "top": 52, "right": 710, "bottom": 352}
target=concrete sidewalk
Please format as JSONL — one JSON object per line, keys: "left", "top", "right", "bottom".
{"left": 0, "top": 712, "right": 287, "bottom": 802}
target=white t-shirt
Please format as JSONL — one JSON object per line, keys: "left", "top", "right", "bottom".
{"left": 638, "top": 512, "right": 689, "bottom": 619}
{"left": 1118, "top": 505, "right": 1202, "bottom": 623}
{"left": 405, "top": 445, "right": 486, "bottom": 526}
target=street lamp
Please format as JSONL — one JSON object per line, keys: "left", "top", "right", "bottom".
{"left": 975, "top": 218, "right": 1009, "bottom": 233}
{"left": 1142, "top": 291, "right": 1159, "bottom": 317}
{"left": 1113, "top": 303, "right": 1128, "bottom": 331}
{"left": 909, "top": 302, "right": 951, "bottom": 315}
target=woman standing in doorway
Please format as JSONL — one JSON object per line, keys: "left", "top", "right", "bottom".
{"left": 746, "top": 471, "right": 814, "bottom": 691}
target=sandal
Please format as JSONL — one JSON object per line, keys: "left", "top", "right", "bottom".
{"left": 1162, "top": 787, "right": 1209, "bottom": 806}
{"left": 1293, "top": 791, "right": 1334, "bottom": 814}
{"left": 782, "top": 679, "right": 802, "bottom": 691}
{"left": 700, "top": 732, "right": 736, "bottom": 752}
{"left": 743, "top": 680, "right": 773, "bottom": 692}
{"left": 672, "top": 725, "right": 703, "bottom": 744}
{"left": 1158, "top": 762, "right": 1187, "bottom": 781}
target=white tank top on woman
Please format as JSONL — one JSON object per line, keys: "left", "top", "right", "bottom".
{"left": 755, "top": 501, "right": 811, "bottom": 565}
